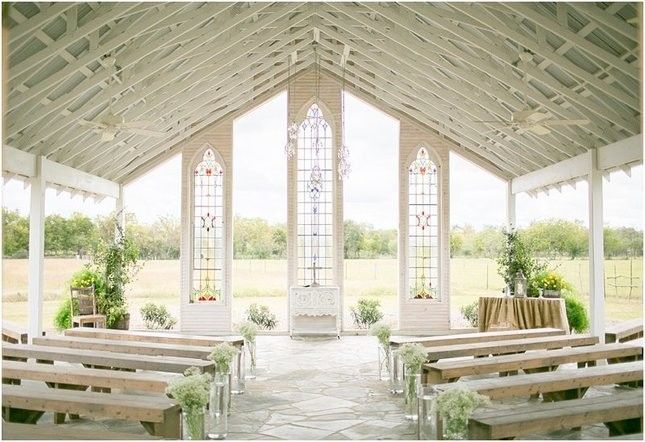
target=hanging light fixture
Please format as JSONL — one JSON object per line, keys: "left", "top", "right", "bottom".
{"left": 338, "top": 57, "right": 351, "bottom": 180}
{"left": 284, "top": 52, "right": 298, "bottom": 159}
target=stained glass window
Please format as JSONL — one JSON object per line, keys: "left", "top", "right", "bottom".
{"left": 192, "top": 148, "right": 224, "bottom": 303}
{"left": 297, "top": 104, "right": 333, "bottom": 286}
{"left": 408, "top": 147, "right": 439, "bottom": 300}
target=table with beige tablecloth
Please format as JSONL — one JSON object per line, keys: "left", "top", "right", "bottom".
{"left": 478, "top": 296, "right": 570, "bottom": 333}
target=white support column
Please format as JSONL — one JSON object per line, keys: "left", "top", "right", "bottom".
{"left": 588, "top": 149, "right": 605, "bottom": 340}
{"left": 28, "top": 156, "right": 46, "bottom": 342}
{"left": 506, "top": 181, "right": 516, "bottom": 230}
{"left": 115, "top": 184, "right": 125, "bottom": 236}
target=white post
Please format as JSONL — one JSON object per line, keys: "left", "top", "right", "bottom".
{"left": 28, "top": 156, "right": 46, "bottom": 342}
{"left": 506, "top": 181, "right": 516, "bottom": 230}
{"left": 115, "top": 184, "right": 125, "bottom": 236}
{"left": 588, "top": 149, "right": 605, "bottom": 340}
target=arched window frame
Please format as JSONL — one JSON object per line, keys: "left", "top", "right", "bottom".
{"left": 189, "top": 144, "right": 226, "bottom": 304}
{"left": 406, "top": 145, "right": 442, "bottom": 302}
{"left": 295, "top": 102, "right": 334, "bottom": 286}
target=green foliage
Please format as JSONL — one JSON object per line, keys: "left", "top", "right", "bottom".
{"left": 369, "top": 322, "right": 392, "bottom": 348}
{"left": 532, "top": 270, "right": 571, "bottom": 292}
{"left": 233, "top": 217, "right": 286, "bottom": 259}
{"left": 246, "top": 303, "right": 278, "bottom": 330}
{"left": 208, "top": 343, "right": 239, "bottom": 374}
{"left": 2, "top": 209, "right": 29, "bottom": 258}
{"left": 343, "top": 220, "right": 397, "bottom": 259}
{"left": 350, "top": 298, "right": 383, "bottom": 329}
{"left": 165, "top": 368, "right": 211, "bottom": 439}
{"left": 497, "top": 229, "right": 546, "bottom": 296}
{"left": 54, "top": 297, "right": 78, "bottom": 331}
{"left": 140, "top": 302, "right": 177, "bottom": 330}
{"left": 460, "top": 301, "right": 479, "bottom": 328}
{"left": 70, "top": 267, "right": 105, "bottom": 292}
{"left": 436, "top": 387, "right": 490, "bottom": 440}
{"left": 563, "top": 293, "right": 589, "bottom": 333}
{"left": 398, "top": 343, "right": 427, "bottom": 373}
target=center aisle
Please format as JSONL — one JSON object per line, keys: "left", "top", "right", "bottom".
{"left": 228, "top": 336, "right": 416, "bottom": 440}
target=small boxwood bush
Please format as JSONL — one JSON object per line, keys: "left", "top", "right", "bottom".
{"left": 350, "top": 298, "right": 383, "bottom": 329}
{"left": 246, "top": 303, "right": 277, "bottom": 330}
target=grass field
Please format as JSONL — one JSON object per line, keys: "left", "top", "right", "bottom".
{"left": 3, "top": 257, "right": 642, "bottom": 330}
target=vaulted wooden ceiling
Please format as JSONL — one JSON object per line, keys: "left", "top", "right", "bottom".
{"left": 4, "top": 2, "right": 641, "bottom": 183}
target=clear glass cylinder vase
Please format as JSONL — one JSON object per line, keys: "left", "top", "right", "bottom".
{"left": 404, "top": 371, "right": 421, "bottom": 421}
{"left": 207, "top": 374, "right": 229, "bottom": 439}
{"left": 378, "top": 345, "right": 391, "bottom": 381}
{"left": 231, "top": 348, "right": 245, "bottom": 394}
{"left": 389, "top": 350, "right": 404, "bottom": 394}
{"left": 418, "top": 385, "right": 438, "bottom": 439}
{"left": 245, "top": 340, "right": 257, "bottom": 380}
{"left": 181, "top": 407, "right": 205, "bottom": 440}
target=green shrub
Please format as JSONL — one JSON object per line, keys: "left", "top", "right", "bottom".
{"left": 497, "top": 229, "right": 546, "bottom": 296}
{"left": 460, "top": 301, "right": 479, "bottom": 328}
{"left": 563, "top": 293, "right": 589, "bottom": 333}
{"left": 53, "top": 297, "right": 79, "bottom": 331}
{"left": 350, "top": 298, "right": 383, "bottom": 329}
{"left": 246, "top": 303, "right": 277, "bottom": 330}
{"left": 140, "top": 303, "right": 177, "bottom": 330}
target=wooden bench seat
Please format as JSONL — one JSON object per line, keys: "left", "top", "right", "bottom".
{"left": 424, "top": 342, "right": 643, "bottom": 383}
{"left": 606, "top": 319, "right": 644, "bottom": 343}
{"left": 2, "top": 384, "right": 180, "bottom": 438}
{"left": 423, "top": 334, "right": 598, "bottom": 362}
{"left": 390, "top": 327, "right": 565, "bottom": 348}
{"left": 64, "top": 328, "right": 244, "bottom": 347}
{"left": 2, "top": 422, "right": 160, "bottom": 440}
{"left": 2, "top": 344, "right": 215, "bottom": 374}
{"left": 33, "top": 335, "right": 215, "bottom": 360}
{"left": 468, "top": 389, "right": 643, "bottom": 439}
{"left": 2, "top": 360, "right": 173, "bottom": 393}
{"left": 435, "top": 360, "right": 643, "bottom": 401}
{"left": 3, "top": 322, "right": 28, "bottom": 344}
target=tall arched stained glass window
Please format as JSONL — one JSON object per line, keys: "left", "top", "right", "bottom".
{"left": 297, "top": 104, "right": 333, "bottom": 286}
{"left": 192, "top": 147, "right": 224, "bottom": 303}
{"left": 408, "top": 147, "right": 439, "bottom": 300}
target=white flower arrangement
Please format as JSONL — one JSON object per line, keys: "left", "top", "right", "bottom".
{"left": 369, "top": 322, "right": 391, "bottom": 349}
{"left": 165, "top": 367, "right": 211, "bottom": 439}
{"left": 208, "top": 342, "right": 239, "bottom": 374}
{"left": 435, "top": 387, "right": 490, "bottom": 440}
{"left": 237, "top": 321, "right": 258, "bottom": 344}
{"left": 398, "top": 343, "right": 427, "bottom": 373}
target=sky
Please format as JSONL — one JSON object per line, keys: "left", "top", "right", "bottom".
{"left": 2, "top": 92, "right": 642, "bottom": 230}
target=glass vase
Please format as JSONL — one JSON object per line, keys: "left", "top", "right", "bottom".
{"left": 245, "top": 340, "right": 257, "bottom": 380}
{"left": 181, "top": 407, "right": 205, "bottom": 440}
{"left": 231, "top": 348, "right": 245, "bottom": 394}
{"left": 207, "top": 373, "right": 229, "bottom": 439}
{"left": 418, "top": 385, "right": 438, "bottom": 439}
{"left": 378, "top": 345, "right": 391, "bottom": 381}
{"left": 404, "top": 371, "right": 421, "bottom": 421}
{"left": 389, "top": 350, "right": 404, "bottom": 394}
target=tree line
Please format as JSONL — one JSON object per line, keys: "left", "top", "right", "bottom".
{"left": 3, "top": 209, "right": 642, "bottom": 260}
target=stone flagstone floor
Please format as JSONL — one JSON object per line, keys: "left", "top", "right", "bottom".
{"left": 26, "top": 335, "right": 637, "bottom": 440}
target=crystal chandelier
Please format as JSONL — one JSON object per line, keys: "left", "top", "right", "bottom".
{"left": 338, "top": 60, "right": 351, "bottom": 180}
{"left": 284, "top": 53, "right": 298, "bottom": 159}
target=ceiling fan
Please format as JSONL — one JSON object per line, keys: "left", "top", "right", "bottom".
{"left": 474, "top": 52, "right": 590, "bottom": 135}
{"left": 79, "top": 57, "right": 165, "bottom": 142}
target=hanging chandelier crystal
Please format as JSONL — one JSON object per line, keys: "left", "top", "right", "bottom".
{"left": 284, "top": 54, "right": 298, "bottom": 159}
{"left": 338, "top": 57, "right": 351, "bottom": 180}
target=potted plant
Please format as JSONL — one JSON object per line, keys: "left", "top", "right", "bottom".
{"left": 92, "top": 217, "right": 141, "bottom": 329}
{"left": 399, "top": 343, "right": 428, "bottom": 420}
{"left": 237, "top": 322, "right": 258, "bottom": 379}
{"left": 166, "top": 367, "right": 211, "bottom": 440}
{"left": 496, "top": 229, "right": 545, "bottom": 297}
{"left": 369, "top": 322, "right": 392, "bottom": 381}
{"left": 532, "top": 270, "right": 568, "bottom": 298}
{"left": 435, "top": 387, "right": 490, "bottom": 439}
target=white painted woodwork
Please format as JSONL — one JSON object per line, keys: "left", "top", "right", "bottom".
{"left": 588, "top": 149, "right": 605, "bottom": 340}
{"left": 289, "top": 286, "right": 341, "bottom": 337}
{"left": 28, "top": 157, "right": 46, "bottom": 342}
{"left": 512, "top": 152, "right": 591, "bottom": 195}
{"left": 507, "top": 181, "right": 516, "bottom": 229}
{"left": 41, "top": 158, "right": 119, "bottom": 199}
{"left": 597, "top": 135, "right": 643, "bottom": 171}
{"left": 2, "top": 145, "right": 36, "bottom": 178}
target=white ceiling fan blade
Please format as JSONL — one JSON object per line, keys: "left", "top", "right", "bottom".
{"left": 100, "top": 128, "right": 117, "bottom": 142}
{"left": 528, "top": 125, "right": 552, "bottom": 135}
{"left": 512, "top": 109, "right": 538, "bottom": 122}
{"left": 540, "top": 119, "right": 591, "bottom": 127}
{"left": 78, "top": 119, "right": 107, "bottom": 129}
{"left": 125, "top": 128, "right": 166, "bottom": 138}
{"left": 118, "top": 120, "right": 154, "bottom": 129}
{"left": 526, "top": 112, "right": 549, "bottom": 124}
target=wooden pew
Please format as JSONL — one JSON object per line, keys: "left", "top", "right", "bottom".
{"left": 435, "top": 361, "right": 643, "bottom": 401}
{"left": 2, "top": 344, "right": 215, "bottom": 374}
{"left": 468, "top": 389, "right": 643, "bottom": 439}
{"left": 64, "top": 328, "right": 244, "bottom": 347}
{"left": 33, "top": 335, "right": 214, "bottom": 360}
{"left": 424, "top": 342, "right": 643, "bottom": 384}
{"left": 390, "top": 327, "right": 565, "bottom": 348}
{"left": 606, "top": 319, "right": 644, "bottom": 343}
{"left": 2, "top": 360, "right": 173, "bottom": 393}
{"left": 2, "top": 384, "right": 180, "bottom": 438}
{"left": 2, "top": 422, "right": 160, "bottom": 440}
{"left": 423, "top": 334, "right": 598, "bottom": 362}
{"left": 2, "top": 322, "right": 28, "bottom": 344}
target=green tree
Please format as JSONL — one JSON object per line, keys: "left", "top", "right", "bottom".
{"left": 344, "top": 220, "right": 366, "bottom": 259}
{"left": 2, "top": 209, "right": 29, "bottom": 257}
{"left": 449, "top": 231, "right": 464, "bottom": 257}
